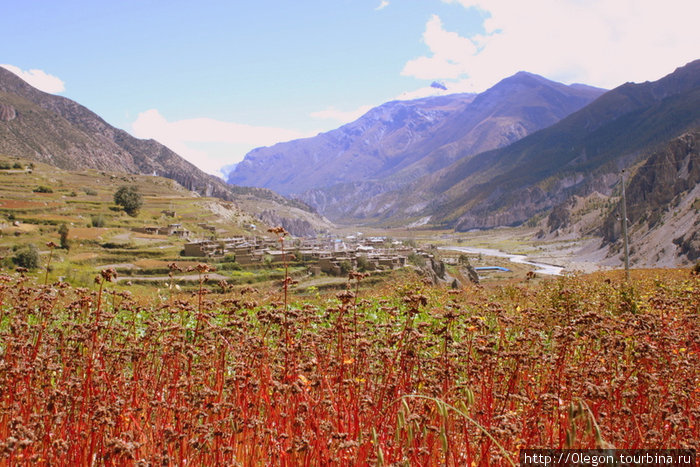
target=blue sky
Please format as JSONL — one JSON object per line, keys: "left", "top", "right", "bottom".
{"left": 3, "top": 0, "right": 699, "bottom": 176}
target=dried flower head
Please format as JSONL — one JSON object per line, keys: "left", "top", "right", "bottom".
{"left": 100, "top": 268, "right": 118, "bottom": 282}
{"left": 267, "top": 226, "right": 289, "bottom": 239}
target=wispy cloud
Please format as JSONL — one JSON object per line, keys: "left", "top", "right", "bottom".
{"left": 131, "top": 109, "right": 313, "bottom": 175}
{"left": 402, "top": 0, "right": 700, "bottom": 92}
{"left": 395, "top": 79, "right": 478, "bottom": 101}
{"left": 375, "top": 0, "right": 389, "bottom": 11}
{"left": 0, "top": 64, "right": 65, "bottom": 93}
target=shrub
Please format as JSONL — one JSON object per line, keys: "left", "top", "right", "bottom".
{"left": 83, "top": 187, "right": 98, "bottom": 196}
{"left": 339, "top": 260, "right": 352, "bottom": 275}
{"left": 407, "top": 253, "right": 426, "bottom": 267}
{"left": 12, "top": 162, "right": 23, "bottom": 169}
{"left": 58, "top": 223, "right": 70, "bottom": 250}
{"left": 114, "top": 185, "right": 143, "bottom": 216}
{"left": 12, "top": 244, "right": 40, "bottom": 269}
{"left": 102, "top": 242, "right": 133, "bottom": 249}
{"left": 219, "top": 262, "right": 242, "bottom": 271}
{"left": 91, "top": 214, "right": 106, "bottom": 227}
{"left": 0, "top": 161, "right": 11, "bottom": 170}
{"left": 356, "top": 255, "right": 373, "bottom": 272}
{"left": 33, "top": 186, "right": 53, "bottom": 193}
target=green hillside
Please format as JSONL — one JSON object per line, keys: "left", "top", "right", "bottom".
{"left": 0, "top": 156, "right": 267, "bottom": 290}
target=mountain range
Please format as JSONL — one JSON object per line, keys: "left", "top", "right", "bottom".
{"left": 1, "top": 59, "right": 698, "bottom": 265}
{"left": 228, "top": 72, "right": 605, "bottom": 221}
{"left": 230, "top": 60, "right": 699, "bottom": 229}
{"left": 396, "top": 59, "right": 700, "bottom": 231}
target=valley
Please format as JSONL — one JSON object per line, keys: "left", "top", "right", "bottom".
{"left": 0, "top": 57, "right": 698, "bottom": 464}
{"left": 0, "top": 155, "right": 593, "bottom": 295}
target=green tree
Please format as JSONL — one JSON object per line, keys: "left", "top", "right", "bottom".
{"left": 13, "top": 244, "right": 40, "bottom": 269}
{"left": 339, "top": 260, "right": 352, "bottom": 275}
{"left": 58, "top": 223, "right": 70, "bottom": 250}
{"left": 407, "top": 253, "right": 426, "bottom": 267}
{"left": 356, "top": 255, "right": 372, "bottom": 272}
{"left": 114, "top": 185, "right": 143, "bottom": 216}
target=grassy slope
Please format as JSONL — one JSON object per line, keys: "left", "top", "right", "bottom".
{"left": 0, "top": 155, "right": 267, "bottom": 291}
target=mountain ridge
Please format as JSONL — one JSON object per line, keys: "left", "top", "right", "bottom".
{"left": 354, "top": 59, "right": 700, "bottom": 231}
{"left": 0, "top": 66, "right": 329, "bottom": 237}
{"left": 0, "top": 66, "right": 231, "bottom": 199}
{"left": 542, "top": 130, "right": 700, "bottom": 266}
{"left": 229, "top": 92, "right": 478, "bottom": 194}
{"left": 228, "top": 71, "right": 605, "bottom": 221}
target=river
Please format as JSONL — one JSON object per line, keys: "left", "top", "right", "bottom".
{"left": 440, "top": 246, "right": 565, "bottom": 276}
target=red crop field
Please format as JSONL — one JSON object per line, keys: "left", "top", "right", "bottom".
{"left": 0, "top": 266, "right": 697, "bottom": 465}
{"left": 0, "top": 200, "right": 57, "bottom": 210}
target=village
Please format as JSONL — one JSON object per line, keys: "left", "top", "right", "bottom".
{"left": 179, "top": 232, "right": 430, "bottom": 276}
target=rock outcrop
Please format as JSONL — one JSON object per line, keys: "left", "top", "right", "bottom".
{"left": 0, "top": 103, "right": 16, "bottom": 121}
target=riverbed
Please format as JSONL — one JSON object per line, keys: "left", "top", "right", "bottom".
{"left": 440, "top": 246, "right": 565, "bottom": 276}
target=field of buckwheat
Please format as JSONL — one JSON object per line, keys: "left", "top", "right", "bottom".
{"left": 0, "top": 265, "right": 697, "bottom": 465}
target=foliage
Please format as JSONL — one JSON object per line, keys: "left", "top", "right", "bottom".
{"left": 58, "top": 223, "right": 70, "bottom": 250}
{"left": 218, "top": 258, "right": 242, "bottom": 271}
{"left": 356, "top": 255, "right": 372, "bottom": 272}
{"left": 407, "top": 252, "right": 426, "bottom": 267}
{"left": 339, "top": 260, "right": 352, "bottom": 275}
{"left": 33, "top": 185, "right": 53, "bottom": 193}
{"left": 12, "top": 244, "right": 40, "bottom": 269}
{"left": 113, "top": 185, "right": 143, "bottom": 216}
{"left": 90, "top": 214, "right": 106, "bottom": 227}
{"left": 0, "top": 269, "right": 695, "bottom": 464}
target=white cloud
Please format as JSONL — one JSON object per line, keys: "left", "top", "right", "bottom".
{"left": 402, "top": 15, "right": 478, "bottom": 81}
{"left": 375, "top": 0, "right": 389, "bottom": 11}
{"left": 402, "top": 0, "right": 700, "bottom": 92}
{"left": 310, "top": 105, "right": 374, "bottom": 124}
{"left": 0, "top": 64, "right": 65, "bottom": 93}
{"left": 131, "top": 109, "right": 313, "bottom": 176}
